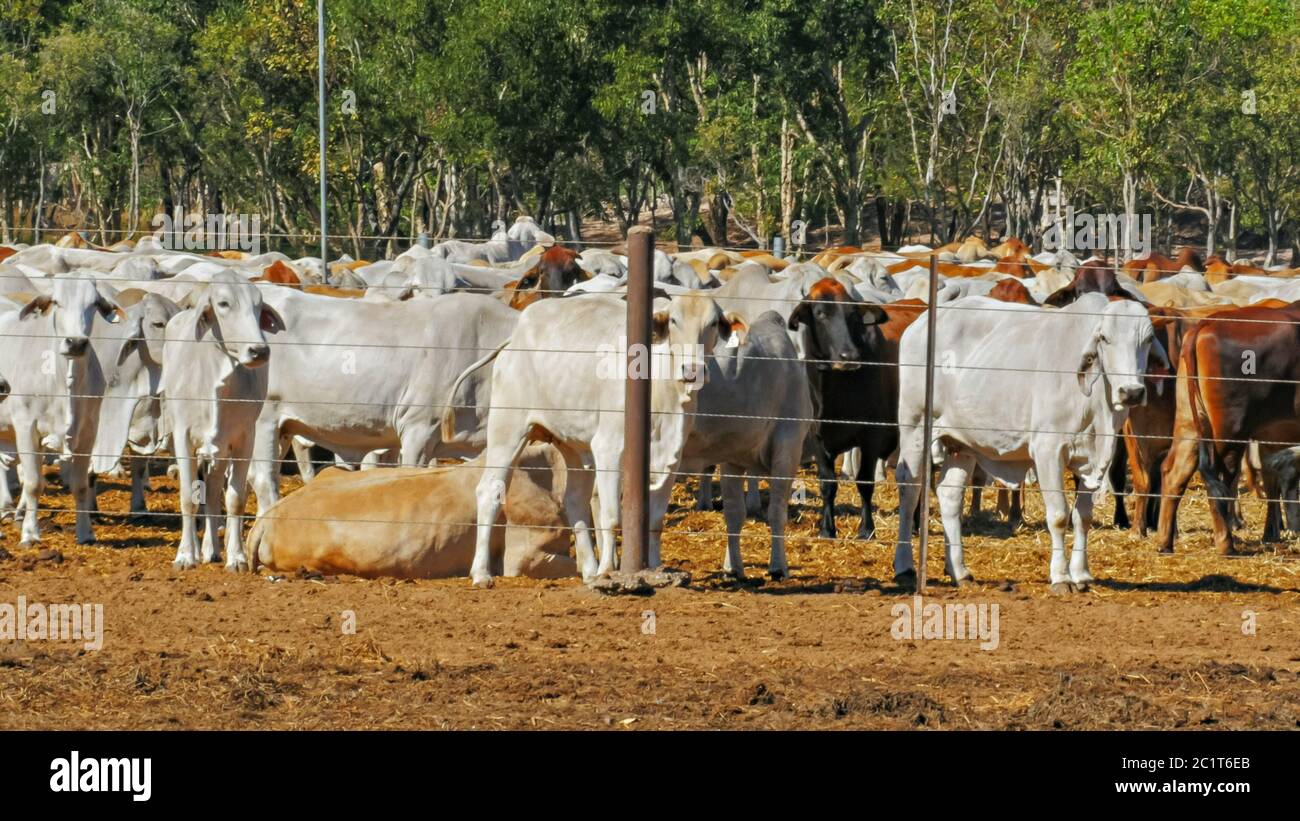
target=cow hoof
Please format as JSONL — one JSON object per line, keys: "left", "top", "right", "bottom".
{"left": 894, "top": 568, "right": 917, "bottom": 589}
{"left": 18, "top": 540, "right": 39, "bottom": 550}
{"left": 953, "top": 575, "right": 977, "bottom": 588}
{"left": 173, "top": 558, "right": 197, "bottom": 571}
{"left": 768, "top": 568, "right": 787, "bottom": 581}
{"left": 1071, "top": 580, "right": 1091, "bottom": 592}
{"left": 225, "top": 561, "right": 248, "bottom": 574}
{"left": 1050, "top": 581, "right": 1076, "bottom": 595}
{"left": 1156, "top": 546, "right": 1174, "bottom": 555}
{"left": 76, "top": 535, "right": 95, "bottom": 546}
{"left": 471, "top": 574, "right": 494, "bottom": 589}
{"left": 856, "top": 528, "right": 876, "bottom": 542}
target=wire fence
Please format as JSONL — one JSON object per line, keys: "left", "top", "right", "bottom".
{"left": 2, "top": 236, "right": 1300, "bottom": 572}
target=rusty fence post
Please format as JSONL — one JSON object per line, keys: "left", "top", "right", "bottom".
{"left": 917, "top": 253, "right": 940, "bottom": 595}
{"left": 621, "top": 227, "right": 653, "bottom": 572}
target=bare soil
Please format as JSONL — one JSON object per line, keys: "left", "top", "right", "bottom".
{"left": 1, "top": 467, "right": 1298, "bottom": 730}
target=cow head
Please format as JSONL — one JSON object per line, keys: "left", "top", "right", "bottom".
{"left": 788, "top": 277, "right": 887, "bottom": 370}
{"left": 19, "top": 273, "right": 124, "bottom": 358}
{"left": 647, "top": 293, "right": 747, "bottom": 391}
{"left": 191, "top": 272, "right": 284, "bottom": 367}
{"left": 508, "top": 246, "right": 587, "bottom": 310}
{"left": 1076, "top": 298, "right": 1168, "bottom": 410}
{"left": 117, "top": 292, "right": 181, "bottom": 368}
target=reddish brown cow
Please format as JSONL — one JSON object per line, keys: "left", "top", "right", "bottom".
{"left": 1122, "top": 247, "right": 1204, "bottom": 283}
{"left": 504, "top": 245, "right": 586, "bottom": 310}
{"left": 1156, "top": 302, "right": 1300, "bottom": 555}
{"left": 986, "top": 277, "right": 1036, "bottom": 304}
{"left": 253, "top": 259, "right": 302, "bottom": 288}
{"left": 1043, "top": 259, "right": 1142, "bottom": 306}
{"left": 0, "top": 247, "right": 16, "bottom": 262}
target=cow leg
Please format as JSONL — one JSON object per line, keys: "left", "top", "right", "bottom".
{"left": 223, "top": 452, "right": 253, "bottom": 572}
{"left": 647, "top": 476, "right": 675, "bottom": 570}
{"left": 1156, "top": 413, "right": 1200, "bottom": 553}
{"left": 592, "top": 435, "right": 622, "bottom": 577}
{"left": 291, "top": 437, "right": 317, "bottom": 482}
{"left": 716, "top": 469, "right": 747, "bottom": 578}
{"left": 766, "top": 446, "right": 799, "bottom": 579}
{"left": 1035, "top": 450, "right": 1074, "bottom": 592}
{"left": 937, "top": 453, "right": 976, "bottom": 585}
{"left": 814, "top": 440, "right": 839, "bottom": 539}
{"left": 892, "top": 428, "right": 925, "bottom": 582}
{"left": 398, "top": 425, "right": 436, "bottom": 468}
{"left": 1200, "top": 446, "right": 1243, "bottom": 556}
{"left": 68, "top": 454, "right": 95, "bottom": 544}
{"left": 744, "top": 473, "right": 763, "bottom": 520}
{"left": 200, "top": 460, "right": 226, "bottom": 564}
{"left": 173, "top": 436, "right": 201, "bottom": 570}
{"left": 130, "top": 457, "right": 150, "bottom": 516}
{"left": 968, "top": 465, "right": 984, "bottom": 520}
{"left": 694, "top": 467, "right": 716, "bottom": 511}
{"left": 471, "top": 415, "right": 529, "bottom": 587}
{"left": 556, "top": 445, "right": 599, "bottom": 581}
{"left": 15, "top": 423, "right": 43, "bottom": 547}
{"left": 248, "top": 414, "right": 282, "bottom": 520}
{"left": 840, "top": 447, "right": 860, "bottom": 482}
{"left": 855, "top": 445, "right": 881, "bottom": 540}
{"left": 1069, "top": 477, "right": 1096, "bottom": 589}
{"left": 1109, "top": 437, "right": 1130, "bottom": 530}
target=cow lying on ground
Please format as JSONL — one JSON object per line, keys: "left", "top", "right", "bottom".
{"left": 895, "top": 293, "right": 1165, "bottom": 591}
{"left": 248, "top": 445, "right": 575, "bottom": 579}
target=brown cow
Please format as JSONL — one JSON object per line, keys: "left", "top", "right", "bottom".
{"left": 503, "top": 245, "right": 587, "bottom": 310}
{"left": 1122, "top": 247, "right": 1204, "bottom": 283}
{"left": 1043, "top": 259, "right": 1141, "bottom": 306}
{"left": 248, "top": 445, "right": 575, "bottom": 579}
{"left": 253, "top": 259, "right": 302, "bottom": 288}
{"left": 986, "top": 277, "right": 1036, "bottom": 304}
{"left": 1156, "top": 302, "right": 1300, "bottom": 554}
{"left": 1113, "top": 305, "right": 1220, "bottom": 535}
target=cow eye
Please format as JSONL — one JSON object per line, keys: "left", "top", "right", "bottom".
{"left": 151, "top": 321, "right": 166, "bottom": 329}
{"left": 217, "top": 301, "right": 230, "bottom": 310}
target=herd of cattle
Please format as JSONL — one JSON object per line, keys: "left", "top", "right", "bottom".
{"left": 1, "top": 216, "right": 1299, "bottom": 593}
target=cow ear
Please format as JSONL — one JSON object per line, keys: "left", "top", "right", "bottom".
{"left": 650, "top": 311, "right": 670, "bottom": 344}
{"left": 1147, "top": 335, "right": 1172, "bottom": 396}
{"left": 1076, "top": 334, "right": 1102, "bottom": 396}
{"left": 787, "top": 301, "right": 810, "bottom": 330}
{"left": 396, "top": 283, "right": 416, "bottom": 301}
{"left": 859, "top": 303, "right": 888, "bottom": 325}
{"left": 1043, "top": 286, "right": 1073, "bottom": 308}
{"left": 18, "top": 294, "right": 53, "bottom": 320}
{"left": 259, "top": 304, "right": 286, "bottom": 333}
{"left": 116, "top": 316, "right": 145, "bottom": 367}
{"left": 717, "top": 311, "right": 748, "bottom": 347}
{"left": 95, "top": 293, "right": 126, "bottom": 323}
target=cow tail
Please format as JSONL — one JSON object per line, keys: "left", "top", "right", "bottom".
{"left": 441, "top": 339, "right": 510, "bottom": 443}
{"left": 1185, "top": 327, "right": 1231, "bottom": 511}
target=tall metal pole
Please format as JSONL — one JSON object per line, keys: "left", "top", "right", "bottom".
{"left": 621, "top": 226, "right": 654, "bottom": 573}
{"left": 917, "top": 253, "right": 940, "bottom": 594}
{"left": 317, "top": 0, "right": 328, "bottom": 282}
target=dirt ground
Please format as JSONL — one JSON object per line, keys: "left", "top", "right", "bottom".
{"left": 1, "top": 465, "right": 1298, "bottom": 730}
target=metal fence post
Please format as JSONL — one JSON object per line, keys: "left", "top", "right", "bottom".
{"left": 917, "top": 253, "right": 940, "bottom": 595}
{"left": 621, "top": 226, "right": 653, "bottom": 573}
{"left": 317, "top": 0, "right": 329, "bottom": 282}
{"left": 772, "top": 235, "right": 785, "bottom": 259}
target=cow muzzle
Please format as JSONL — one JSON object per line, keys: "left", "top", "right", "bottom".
{"left": 0, "top": 377, "right": 9, "bottom": 400}
{"left": 61, "top": 336, "right": 90, "bottom": 357}
{"left": 240, "top": 343, "right": 271, "bottom": 367}
{"left": 1117, "top": 384, "right": 1146, "bottom": 407}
